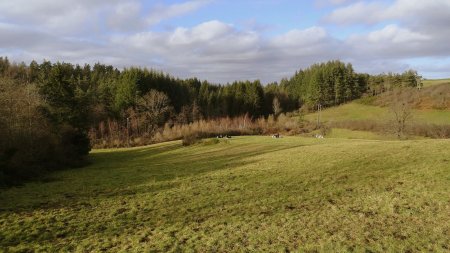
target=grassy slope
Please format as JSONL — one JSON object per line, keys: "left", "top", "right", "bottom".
{"left": 325, "top": 128, "right": 390, "bottom": 140}
{"left": 1, "top": 137, "right": 449, "bottom": 252}
{"left": 305, "top": 103, "right": 450, "bottom": 125}
{"left": 422, "top": 78, "right": 450, "bottom": 88}
{"left": 305, "top": 80, "right": 450, "bottom": 126}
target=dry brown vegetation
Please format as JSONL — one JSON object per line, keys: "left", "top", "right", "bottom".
{"left": 315, "top": 85, "right": 450, "bottom": 139}
{"left": 89, "top": 114, "right": 317, "bottom": 148}
{"left": 372, "top": 84, "right": 450, "bottom": 110}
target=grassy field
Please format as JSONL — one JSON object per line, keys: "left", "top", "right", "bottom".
{"left": 304, "top": 103, "right": 450, "bottom": 125}
{"left": 422, "top": 78, "right": 450, "bottom": 87}
{"left": 325, "top": 128, "right": 392, "bottom": 140}
{"left": 1, "top": 136, "right": 449, "bottom": 252}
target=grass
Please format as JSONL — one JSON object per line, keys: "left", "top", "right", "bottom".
{"left": 305, "top": 103, "right": 389, "bottom": 122}
{"left": 422, "top": 78, "right": 450, "bottom": 88}
{"left": 325, "top": 128, "right": 389, "bottom": 140}
{"left": 304, "top": 103, "right": 450, "bottom": 125}
{"left": 1, "top": 136, "right": 449, "bottom": 252}
{"left": 304, "top": 82, "right": 450, "bottom": 126}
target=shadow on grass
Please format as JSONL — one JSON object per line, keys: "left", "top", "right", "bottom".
{"left": 86, "top": 141, "right": 305, "bottom": 190}
{"left": 0, "top": 139, "right": 306, "bottom": 211}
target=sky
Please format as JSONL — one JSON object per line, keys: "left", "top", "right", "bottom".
{"left": 0, "top": 0, "right": 450, "bottom": 84}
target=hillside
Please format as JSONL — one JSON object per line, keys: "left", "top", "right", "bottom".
{"left": 305, "top": 81, "right": 450, "bottom": 127}
{"left": 304, "top": 103, "right": 450, "bottom": 126}
{"left": 1, "top": 136, "right": 449, "bottom": 252}
{"left": 422, "top": 78, "right": 450, "bottom": 87}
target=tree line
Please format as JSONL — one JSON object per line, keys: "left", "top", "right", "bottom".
{"left": 0, "top": 57, "right": 421, "bottom": 184}
{"left": 280, "top": 60, "right": 421, "bottom": 107}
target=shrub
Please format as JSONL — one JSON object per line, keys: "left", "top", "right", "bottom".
{"left": 182, "top": 133, "right": 201, "bottom": 146}
{"left": 89, "top": 114, "right": 319, "bottom": 148}
{"left": 319, "top": 125, "right": 332, "bottom": 136}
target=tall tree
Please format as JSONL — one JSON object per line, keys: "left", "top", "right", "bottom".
{"left": 136, "top": 90, "right": 172, "bottom": 133}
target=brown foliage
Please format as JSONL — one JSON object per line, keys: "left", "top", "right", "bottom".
{"left": 181, "top": 133, "right": 201, "bottom": 146}
{"left": 90, "top": 114, "right": 315, "bottom": 148}
{"left": 136, "top": 90, "right": 173, "bottom": 133}
{"left": 369, "top": 84, "right": 450, "bottom": 110}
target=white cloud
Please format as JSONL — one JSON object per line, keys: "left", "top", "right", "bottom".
{"left": 0, "top": 0, "right": 117, "bottom": 34}
{"left": 107, "top": 1, "right": 145, "bottom": 32}
{"left": 345, "top": 24, "right": 434, "bottom": 61}
{"left": 272, "top": 27, "right": 328, "bottom": 47}
{"left": 107, "top": 20, "right": 341, "bottom": 83}
{"left": 146, "top": 0, "right": 212, "bottom": 26}
{"left": 325, "top": 1, "right": 385, "bottom": 25}
{"left": 323, "top": 0, "right": 450, "bottom": 76}
{"left": 170, "top": 20, "right": 232, "bottom": 44}
{"left": 1, "top": 0, "right": 450, "bottom": 82}
{"left": 325, "top": 0, "right": 450, "bottom": 26}
{"left": 364, "top": 24, "right": 429, "bottom": 44}
{"left": 0, "top": 0, "right": 211, "bottom": 34}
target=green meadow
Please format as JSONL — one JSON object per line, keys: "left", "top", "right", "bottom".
{"left": 304, "top": 103, "right": 450, "bottom": 125}
{"left": 422, "top": 78, "right": 450, "bottom": 87}
{"left": 1, "top": 136, "right": 449, "bottom": 252}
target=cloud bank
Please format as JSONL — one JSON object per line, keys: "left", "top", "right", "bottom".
{"left": 0, "top": 0, "right": 449, "bottom": 83}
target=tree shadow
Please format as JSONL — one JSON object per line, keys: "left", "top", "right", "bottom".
{"left": 0, "top": 139, "right": 306, "bottom": 211}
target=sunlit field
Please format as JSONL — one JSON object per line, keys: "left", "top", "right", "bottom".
{"left": 1, "top": 136, "right": 449, "bottom": 252}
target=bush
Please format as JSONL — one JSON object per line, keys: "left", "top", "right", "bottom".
{"left": 58, "top": 126, "right": 91, "bottom": 166}
{"left": 0, "top": 126, "right": 92, "bottom": 186}
{"left": 319, "top": 125, "right": 332, "bottom": 136}
{"left": 182, "top": 133, "right": 201, "bottom": 146}
{"left": 409, "top": 123, "right": 450, "bottom": 138}
{"left": 0, "top": 78, "right": 92, "bottom": 186}
{"left": 90, "top": 114, "right": 320, "bottom": 148}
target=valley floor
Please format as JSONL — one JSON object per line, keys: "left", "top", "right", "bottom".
{"left": 1, "top": 136, "right": 449, "bottom": 252}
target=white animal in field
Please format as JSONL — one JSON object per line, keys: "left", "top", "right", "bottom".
{"left": 315, "top": 134, "right": 324, "bottom": 139}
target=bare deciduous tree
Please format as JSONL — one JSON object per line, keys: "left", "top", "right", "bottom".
{"left": 389, "top": 89, "right": 415, "bottom": 138}
{"left": 137, "top": 90, "right": 172, "bottom": 133}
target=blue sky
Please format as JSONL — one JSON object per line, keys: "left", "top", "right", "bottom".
{"left": 155, "top": 1, "right": 321, "bottom": 32}
{"left": 0, "top": 0, "right": 449, "bottom": 83}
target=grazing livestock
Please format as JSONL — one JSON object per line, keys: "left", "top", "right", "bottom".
{"left": 217, "top": 134, "right": 232, "bottom": 139}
